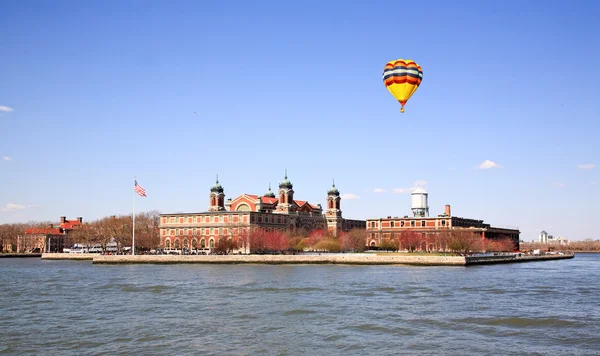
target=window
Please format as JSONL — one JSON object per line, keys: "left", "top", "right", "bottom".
{"left": 391, "top": 221, "right": 395, "bottom": 228}
{"left": 441, "top": 220, "right": 446, "bottom": 227}
{"left": 188, "top": 217, "right": 193, "bottom": 223}
{"left": 200, "top": 239, "right": 206, "bottom": 248}
{"left": 401, "top": 221, "right": 405, "bottom": 227}
{"left": 411, "top": 221, "right": 415, "bottom": 227}
{"left": 183, "top": 239, "right": 189, "bottom": 248}
{"left": 192, "top": 239, "right": 197, "bottom": 248}
{"left": 421, "top": 221, "right": 426, "bottom": 227}
{"left": 209, "top": 239, "right": 214, "bottom": 248}
{"left": 174, "top": 239, "right": 180, "bottom": 249}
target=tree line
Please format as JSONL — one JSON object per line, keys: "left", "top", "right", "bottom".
{"left": 211, "top": 227, "right": 516, "bottom": 255}
{"left": 521, "top": 240, "right": 600, "bottom": 252}
{"left": 0, "top": 211, "right": 160, "bottom": 253}
{"left": 2, "top": 211, "right": 518, "bottom": 255}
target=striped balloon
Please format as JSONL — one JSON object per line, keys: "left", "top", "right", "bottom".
{"left": 382, "top": 59, "right": 423, "bottom": 113}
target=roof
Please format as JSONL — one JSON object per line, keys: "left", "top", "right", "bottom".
{"left": 60, "top": 220, "right": 82, "bottom": 230}
{"left": 412, "top": 187, "right": 427, "bottom": 194}
{"left": 261, "top": 197, "right": 278, "bottom": 204}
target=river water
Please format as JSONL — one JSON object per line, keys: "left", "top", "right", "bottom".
{"left": 1, "top": 254, "right": 599, "bottom": 355}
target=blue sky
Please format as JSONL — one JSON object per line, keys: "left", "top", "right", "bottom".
{"left": 1, "top": 0, "right": 599, "bottom": 241}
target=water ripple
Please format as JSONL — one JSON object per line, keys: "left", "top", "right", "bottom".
{"left": 1, "top": 255, "right": 600, "bottom": 355}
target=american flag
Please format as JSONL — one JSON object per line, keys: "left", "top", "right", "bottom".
{"left": 134, "top": 180, "right": 147, "bottom": 197}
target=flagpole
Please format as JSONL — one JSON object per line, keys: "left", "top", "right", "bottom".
{"left": 132, "top": 176, "right": 136, "bottom": 256}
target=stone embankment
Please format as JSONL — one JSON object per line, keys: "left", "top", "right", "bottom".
{"left": 0, "top": 253, "right": 42, "bottom": 258}
{"left": 466, "top": 253, "right": 574, "bottom": 265}
{"left": 41, "top": 253, "right": 94, "bottom": 260}
{"left": 39, "top": 252, "right": 575, "bottom": 266}
{"left": 92, "top": 254, "right": 466, "bottom": 266}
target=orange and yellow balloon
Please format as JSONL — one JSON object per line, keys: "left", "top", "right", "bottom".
{"left": 382, "top": 59, "right": 423, "bottom": 113}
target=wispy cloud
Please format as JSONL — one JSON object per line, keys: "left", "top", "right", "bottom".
{"left": 0, "top": 106, "right": 14, "bottom": 113}
{"left": 413, "top": 180, "right": 427, "bottom": 187}
{"left": 2, "top": 156, "right": 12, "bottom": 161}
{"left": 373, "top": 188, "right": 387, "bottom": 193}
{"left": 0, "top": 203, "right": 38, "bottom": 212}
{"left": 341, "top": 193, "right": 360, "bottom": 200}
{"left": 552, "top": 182, "right": 565, "bottom": 188}
{"left": 479, "top": 160, "right": 501, "bottom": 169}
{"left": 576, "top": 163, "right": 596, "bottom": 170}
{"left": 392, "top": 180, "right": 428, "bottom": 194}
{"left": 392, "top": 188, "right": 414, "bottom": 194}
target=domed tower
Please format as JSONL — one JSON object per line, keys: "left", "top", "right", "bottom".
{"left": 208, "top": 175, "right": 226, "bottom": 212}
{"left": 264, "top": 182, "right": 276, "bottom": 198}
{"left": 326, "top": 179, "right": 343, "bottom": 236}
{"left": 411, "top": 187, "right": 429, "bottom": 217}
{"left": 276, "top": 170, "right": 295, "bottom": 213}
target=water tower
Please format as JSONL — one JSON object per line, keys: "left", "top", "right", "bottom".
{"left": 411, "top": 187, "right": 429, "bottom": 217}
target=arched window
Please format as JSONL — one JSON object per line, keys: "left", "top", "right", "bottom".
{"left": 183, "top": 239, "right": 189, "bottom": 248}
{"left": 192, "top": 239, "right": 198, "bottom": 249}
{"left": 200, "top": 239, "right": 206, "bottom": 248}
{"left": 174, "top": 239, "right": 180, "bottom": 249}
{"left": 165, "top": 239, "right": 171, "bottom": 249}
{"left": 209, "top": 239, "right": 215, "bottom": 248}
{"left": 236, "top": 203, "right": 250, "bottom": 211}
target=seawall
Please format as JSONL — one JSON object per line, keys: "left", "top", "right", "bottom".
{"left": 92, "top": 254, "right": 467, "bottom": 266}
{"left": 466, "top": 253, "right": 574, "bottom": 265}
{"left": 39, "top": 252, "right": 575, "bottom": 266}
{"left": 0, "top": 253, "right": 42, "bottom": 258}
{"left": 41, "top": 253, "right": 95, "bottom": 260}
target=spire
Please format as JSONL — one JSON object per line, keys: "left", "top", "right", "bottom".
{"left": 265, "top": 182, "right": 276, "bottom": 198}
{"left": 328, "top": 178, "right": 340, "bottom": 195}
{"left": 279, "top": 169, "right": 292, "bottom": 188}
{"left": 211, "top": 174, "right": 224, "bottom": 193}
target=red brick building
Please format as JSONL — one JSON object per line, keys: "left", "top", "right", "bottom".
{"left": 17, "top": 216, "right": 83, "bottom": 253}
{"left": 159, "top": 173, "right": 365, "bottom": 252}
{"left": 366, "top": 194, "right": 521, "bottom": 251}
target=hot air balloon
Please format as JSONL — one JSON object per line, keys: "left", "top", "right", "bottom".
{"left": 382, "top": 59, "right": 423, "bottom": 113}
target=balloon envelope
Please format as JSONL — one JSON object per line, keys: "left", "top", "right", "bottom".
{"left": 382, "top": 59, "right": 423, "bottom": 112}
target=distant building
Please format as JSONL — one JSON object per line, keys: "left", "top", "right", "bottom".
{"left": 539, "top": 230, "right": 549, "bottom": 243}
{"left": 366, "top": 187, "right": 521, "bottom": 250}
{"left": 158, "top": 173, "right": 365, "bottom": 252}
{"left": 539, "top": 230, "right": 569, "bottom": 245}
{"left": 17, "top": 216, "right": 83, "bottom": 253}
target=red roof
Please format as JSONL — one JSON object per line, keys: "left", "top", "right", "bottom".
{"left": 294, "top": 200, "right": 307, "bottom": 207}
{"left": 60, "top": 220, "right": 81, "bottom": 230}
{"left": 261, "top": 197, "right": 278, "bottom": 204}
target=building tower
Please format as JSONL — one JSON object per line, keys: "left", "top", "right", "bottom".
{"left": 411, "top": 187, "right": 429, "bottom": 217}
{"left": 208, "top": 175, "right": 226, "bottom": 212}
{"left": 276, "top": 170, "right": 295, "bottom": 213}
{"left": 539, "top": 230, "right": 548, "bottom": 243}
{"left": 264, "top": 182, "right": 276, "bottom": 198}
{"left": 326, "top": 179, "right": 343, "bottom": 236}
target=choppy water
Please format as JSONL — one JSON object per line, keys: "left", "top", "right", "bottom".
{"left": 1, "top": 254, "right": 599, "bottom": 355}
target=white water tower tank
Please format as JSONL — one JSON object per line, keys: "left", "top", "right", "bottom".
{"left": 411, "top": 187, "right": 429, "bottom": 217}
